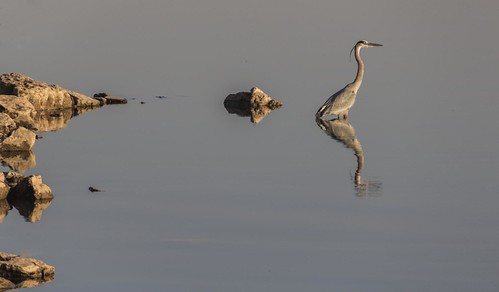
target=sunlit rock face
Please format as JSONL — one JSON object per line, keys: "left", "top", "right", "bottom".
{"left": 0, "top": 73, "right": 100, "bottom": 110}
{"left": 0, "top": 127, "right": 36, "bottom": 152}
{"left": 0, "top": 252, "right": 55, "bottom": 290}
{"left": 0, "top": 95, "right": 36, "bottom": 128}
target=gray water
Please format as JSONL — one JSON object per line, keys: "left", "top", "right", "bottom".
{"left": 1, "top": 0, "right": 499, "bottom": 291}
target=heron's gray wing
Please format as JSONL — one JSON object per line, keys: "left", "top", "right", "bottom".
{"left": 331, "top": 88, "right": 356, "bottom": 113}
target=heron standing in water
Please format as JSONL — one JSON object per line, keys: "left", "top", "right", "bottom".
{"left": 316, "top": 40, "right": 382, "bottom": 119}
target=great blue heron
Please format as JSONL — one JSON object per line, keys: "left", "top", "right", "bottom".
{"left": 316, "top": 40, "right": 382, "bottom": 119}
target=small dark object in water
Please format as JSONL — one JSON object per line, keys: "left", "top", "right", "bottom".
{"left": 155, "top": 95, "right": 167, "bottom": 99}
{"left": 140, "top": 101, "right": 146, "bottom": 104}
{"left": 93, "top": 92, "right": 108, "bottom": 98}
{"left": 88, "top": 187, "right": 103, "bottom": 192}
{"left": 35, "top": 135, "right": 43, "bottom": 139}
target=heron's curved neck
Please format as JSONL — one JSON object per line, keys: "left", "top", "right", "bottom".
{"left": 352, "top": 46, "right": 364, "bottom": 91}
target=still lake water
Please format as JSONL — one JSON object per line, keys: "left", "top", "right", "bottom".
{"left": 2, "top": 0, "right": 499, "bottom": 291}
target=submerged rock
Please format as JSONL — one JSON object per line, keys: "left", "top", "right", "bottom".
{"left": 0, "top": 252, "right": 54, "bottom": 290}
{"left": 93, "top": 92, "right": 128, "bottom": 105}
{"left": 224, "top": 87, "right": 282, "bottom": 124}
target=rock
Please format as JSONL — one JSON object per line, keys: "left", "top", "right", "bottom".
{"left": 0, "top": 95, "right": 36, "bottom": 128}
{"left": 224, "top": 87, "right": 282, "bottom": 124}
{"left": 69, "top": 90, "right": 101, "bottom": 108}
{"left": 0, "top": 73, "right": 102, "bottom": 110}
{"left": 93, "top": 93, "right": 127, "bottom": 105}
{"left": 3, "top": 172, "right": 25, "bottom": 187}
{"left": 0, "top": 127, "right": 36, "bottom": 151}
{"left": 0, "top": 73, "right": 73, "bottom": 110}
{"left": 0, "top": 276, "right": 15, "bottom": 291}
{"left": 0, "top": 252, "right": 55, "bottom": 285}
{"left": 0, "top": 173, "right": 10, "bottom": 200}
{"left": 224, "top": 87, "right": 282, "bottom": 108}
{"left": 0, "top": 150, "right": 36, "bottom": 173}
{"left": 0, "top": 113, "right": 17, "bottom": 140}
{"left": 8, "top": 175, "right": 53, "bottom": 201}
{"left": 93, "top": 92, "right": 108, "bottom": 98}
{"left": 103, "top": 95, "right": 128, "bottom": 104}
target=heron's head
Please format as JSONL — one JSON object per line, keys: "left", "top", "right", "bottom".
{"left": 350, "top": 40, "right": 383, "bottom": 60}
{"left": 357, "top": 40, "right": 383, "bottom": 48}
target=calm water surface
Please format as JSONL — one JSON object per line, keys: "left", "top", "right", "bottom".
{"left": 1, "top": 1, "right": 499, "bottom": 291}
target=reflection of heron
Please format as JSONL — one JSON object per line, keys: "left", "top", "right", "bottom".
{"left": 315, "top": 118, "right": 382, "bottom": 197}
{"left": 316, "top": 40, "right": 382, "bottom": 119}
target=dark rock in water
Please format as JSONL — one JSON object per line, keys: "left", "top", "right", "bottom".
{"left": 93, "top": 92, "right": 108, "bottom": 98}
{"left": 224, "top": 87, "right": 282, "bottom": 124}
{"left": 103, "top": 96, "right": 128, "bottom": 104}
{"left": 88, "top": 187, "right": 103, "bottom": 192}
{"left": 140, "top": 101, "right": 146, "bottom": 104}
{"left": 0, "top": 252, "right": 55, "bottom": 290}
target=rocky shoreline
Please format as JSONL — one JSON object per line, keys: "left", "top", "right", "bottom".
{"left": 0, "top": 72, "right": 126, "bottom": 151}
{"left": 0, "top": 252, "right": 55, "bottom": 290}
{"left": 0, "top": 73, "right": 128, "bottom": 289}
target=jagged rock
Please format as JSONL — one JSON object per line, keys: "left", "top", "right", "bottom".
{"left": 0, "top": 95, "right": 36, "bottom": 128}
{"left": 224, "top": 87, "right": 282, "bottom": 108}
{"left": 0, "top": 252, "right": 54, "bottom": 286}
{"left": 3, "top": 172, "right": 25, "bottom": 187}
{"left": 0, "top": 113, "right": 17, "bottom": 140}
{"left": 0, "top": 173, "right": 9, "bottom": 200}
{"left": 224, "top": 87, "right": 282, "bottom": 124}
{"left": 69, "top": 90, "right": 101, "bottom": 108}
{"left": 0, "top": 151, "right": 36, "bottom": 173}
{"left": 0, "top": 73, "right": 101, "bottom": 110}
{"left": 0, "top": 127, "right": 36, "bottom": 151}
{"left": 8, "top": 175, "right": 53, "bottom": 201}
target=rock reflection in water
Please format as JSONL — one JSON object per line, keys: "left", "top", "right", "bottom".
{"left": 0, "top": 151, "right": 36, "bottom": 174}
{"left": 0, "top": 199, "right": 10, "bottom": 223}
{"left": 315, "top": 118, "right": 382, "bottom": 197}
{"left": 7, "top": 197, "right": 53, "bottom": 223}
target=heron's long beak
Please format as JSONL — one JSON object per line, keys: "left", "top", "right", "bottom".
{"left": 368, "top": 42, "right": 383, "bottom": 47}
